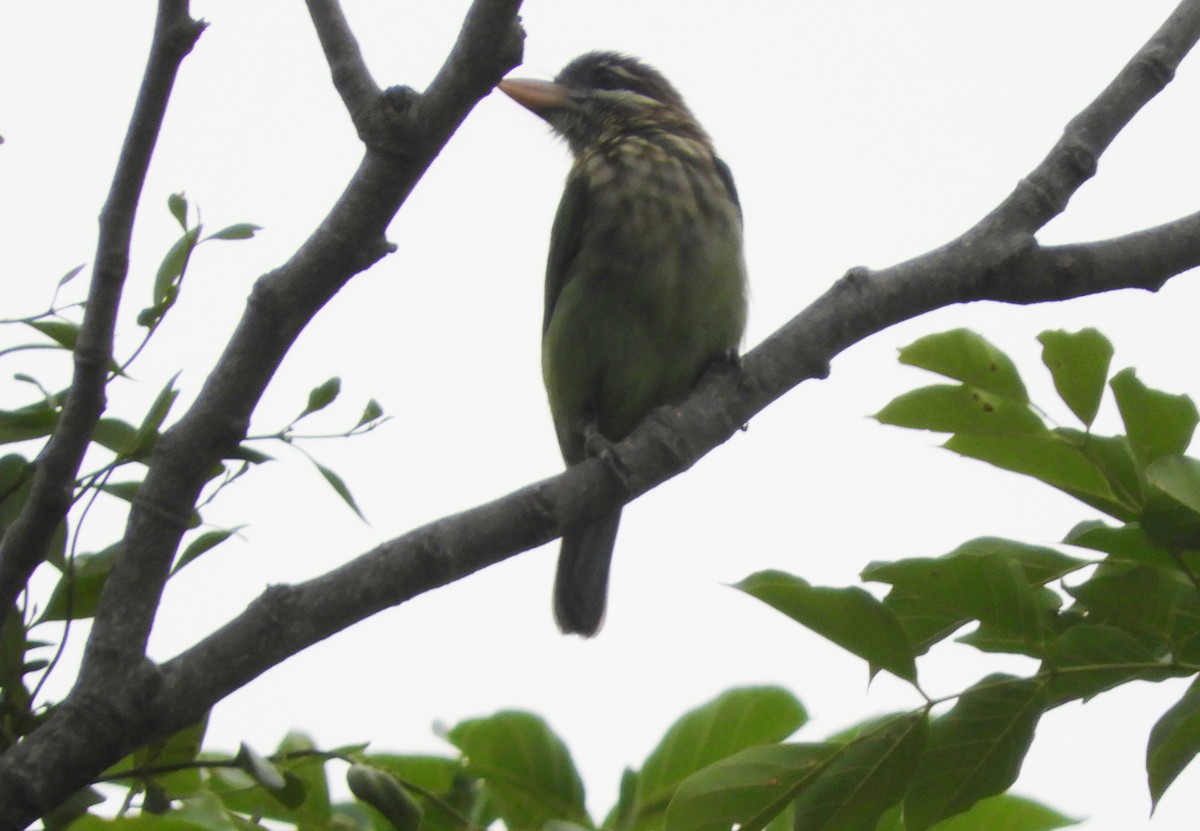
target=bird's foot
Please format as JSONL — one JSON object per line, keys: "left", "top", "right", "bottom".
{"left": 701, "top": 350, "right": 754, "bottom": 431}
{"left": 582, "top": 423, "right": 633, "bottom": 491}
{"left": 702, "top": 349, "right": 745, "bottom": 385}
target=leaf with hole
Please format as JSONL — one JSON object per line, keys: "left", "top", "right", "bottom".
{"left": 898, "top": 329, "right": 1028, "bottom": 403}
{"left": 876, "top": 384, "right": 1046, "bottom": 436}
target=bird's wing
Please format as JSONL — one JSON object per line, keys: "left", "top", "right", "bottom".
{"left": 713, "top": 156, "right": 742, "bottom": 218}
{"left": 543, "top": 171, "right": 589, "bottom": 334}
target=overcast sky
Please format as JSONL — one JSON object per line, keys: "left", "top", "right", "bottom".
{"left": 4, "top": 2, "right": 1200, "bottom": 829}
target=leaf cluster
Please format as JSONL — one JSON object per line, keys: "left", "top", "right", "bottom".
{"left": 0, "top": 196, "right": 386, "bottom": 757}
{"left": 674, "top": 328, "right": 1200, "bottom": 831}
{"left": 49, "top": 687, "right": 811, "bottom": 831}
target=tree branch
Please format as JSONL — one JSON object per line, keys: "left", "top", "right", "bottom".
{"left": 0, "top": 2, "right": 524, "bottom": 825}
{"left": 304, "top": 0, "right": 382, "bottom": 133}
{"left": 983, "top": 0, "right": 1200, "bottom": 236}
{"left": 147, "top": 0, "right": 1200, "bottom": 734}
{"left": 0, "top": 0, "right": 204, "bottom": 622}
{"left": 3, "top": 1, "right": 1200, "bottom": 827}
{"left": 155, "top": 201, "right": 1200, "bottom": 716}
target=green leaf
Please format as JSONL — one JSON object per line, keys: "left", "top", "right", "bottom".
{"left": 1066, "top": 564, "right": 1182, "bottom": 645}
{"left": 172, "top": 527, "right": 243, "bottom": 575}
{"left": 898, "top": 330, "right": 1028, "bottom": 403}
{"left": 57, "top": 263, "right": 86, "bottom": 288}
{"left": 875, "top": 540, "right": 1084, "bottom": 658}
{"left": 959, "top": 618, "right": 1056, "bottom": 657}
{"left": 1037, "top": 328, "right": 1112, "bottom": 428}
{"left": 39, "top": 546, "right": 119, "bottom": 622}
{"left": 0, "top": 453, "right": 30, "bottom": 498}
{"left": 736, "top": 571, "right": 916, "bottom": 682}
{"left": 1147, "top": 677, "right": 1200, "bottom": 809}
{"left": 881, "top": 585, "right": 969, "bottom": 655}
{"left": 1057, "top": 430, "right": 1145, "bottom": 511}
{"left": 152, "top": 226, "right": 203, "bottom": 310}
{"left": 356, "top": 398, "right": 385, "bottom": 428}
{"left": 170, "top": 792, "right": 243, "bottom": 831}
{"left": 1170, "top": 592, "right": 1200, "bottom": 664}
{"left": 210, "top": 732, "right": 327, "bottom": 824}
{"left": 26, "top": 320, "right": 81, "bottom": 350}
{"left": 139, "top": 373, "right": 181, "bottom": 437}
{"left": 864, "top": 550, "right": 1056, "bottom": 651}
{"left": 946, "top": 538, "right": 1090, "bottom": 585}
{"left": 1111, "top": 368, "right": 1198, "bottom": 467}
{"left": 314, "top": 461, "right": 365, "bottom": 521}
{"left": 168, "top": 192, "right": 189, "bottom": 228}
{"left": 43, "top": 521, "right": 68, "bottom": 571}
{"left": 238, "top": 743, "right": 286, "bottom": 791}
{"left": 0, "top": 406, "right": 59, "bottom": 444}
{"left": 133, "top": 714, "right": 209, "bottom": 770}
{"left": 360, "top": 754, "right": 478, "bottom": 831}
{"left": 205, "top": 223, "right": 261, "bottom": 241}
{"left": 665, "top": 743, "right": 839, "bottom": 831}
{"left": 945, "top": 431, "right": 1135, "bottom": 520}
{"left": 99, "top": 480, "right": 141, "bottom": 503}
{"left": 905, "top": 674, "right": 1047, "bottom": 831}
{"left": 40, "top": 787, "right": 107, "bottom": 831}
{"left": 123, "top": 372, "right": 181, "bottom": 460}
{"left": 92, "top": 418, "right": 140, "bottom": 455}
{"left": 1143, "top": 455, "right": 1200, "bottom": 549}
{"left": 447, "top": 711, "right": 588, "bottom": 828}
{"left": 347, "top": 765, "right": 424, "bottom": 831}
{"left": 111, "top": 714, "right": 210, "bottom": 802}
{"left": 609, "top": 767, "right": 639, "bottom": 831}
{"left": 274, "top": 732, "right": 329, "bottom": 812}
{"left": 301, "top": 377, "right": 342, "bottom": 418}
{"left": 1042, "top": 624, "right": 1165, "bottom": 703}
{"left": 1062, "top": 520, "right": 1174, "bottom": 570}
{"left": 635, "top": 687, "right": 807, "bottom": 825}
{"left": 923, "top": 793, "right": 1080, "bottom": 831}
{"left": 791, "top": 712, "right": 927, "bottom": 831}
{"left": 66, "top": 813, "right": 210, "bottom": 830}
{"left": 231, "top": 444, "right": 273, "bottom": 465}
{"left": 875, "top": 384, "right": 1046, "bottom": 435}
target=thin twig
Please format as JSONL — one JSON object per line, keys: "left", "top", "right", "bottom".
{"left": 304, "top": 0, "right": 381, "bottom": 128}
{"left": 0, "top": 0, "right": 205, "bottom": 618}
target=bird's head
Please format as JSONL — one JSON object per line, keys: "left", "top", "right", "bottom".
{"left": 498, "top": 52, "right": 708, "bottom": 155}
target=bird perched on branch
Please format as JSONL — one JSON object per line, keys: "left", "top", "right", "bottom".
{"left": 499, "top": 52, "right": 748, "bottom": 636}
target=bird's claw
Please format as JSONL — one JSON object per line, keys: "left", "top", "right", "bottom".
{"left": 583, "top": 423, "right": 633, "bottom": 491}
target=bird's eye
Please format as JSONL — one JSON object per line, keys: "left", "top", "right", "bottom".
{"left": 592, "top": 66, "right": 626, "bottom": 91}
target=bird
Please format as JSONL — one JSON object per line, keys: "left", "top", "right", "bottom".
{"left": 499, "top": 52, "right": 748, "bottom": 636}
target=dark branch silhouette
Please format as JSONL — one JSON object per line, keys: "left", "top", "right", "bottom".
{"left": 0, "top": 0, "right": 204, "bottom": 621}
{"left": 0, "top": 0, "right": 522, "bottom": 824}
{"left": 2, "top": 0, "right": 1200, "bottom": 826}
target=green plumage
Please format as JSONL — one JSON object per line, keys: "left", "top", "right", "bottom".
{"left": 501, "top": 52, "right": 748, "bottom": 635}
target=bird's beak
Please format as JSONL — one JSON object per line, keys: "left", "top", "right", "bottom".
{"left": 498, "top": 78, "right": 569, "bottom": 119}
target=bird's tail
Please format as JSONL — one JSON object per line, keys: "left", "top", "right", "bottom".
{"left": 553, "top": 509, "right": 623, "bottom": 637}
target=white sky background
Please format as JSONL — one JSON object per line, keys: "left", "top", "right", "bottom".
{"left": 3, "top": 1, "right": 1200, "bottom": 829}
